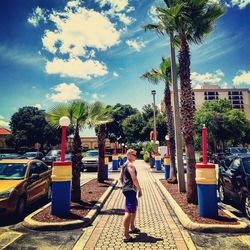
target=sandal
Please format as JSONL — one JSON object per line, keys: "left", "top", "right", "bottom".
{"left": 123, "top": 236, "right": 134, "bottom": 243}
{"left": 129, "top": 228, "right": 140, "bottom": 233}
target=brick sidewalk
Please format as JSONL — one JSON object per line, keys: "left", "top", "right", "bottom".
{"left": 75, "top": 160, "right": 188, "bottom": 250}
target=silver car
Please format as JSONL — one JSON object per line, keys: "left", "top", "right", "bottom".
{"left": 81, "top": 150, "right": 99, "bottom": 171}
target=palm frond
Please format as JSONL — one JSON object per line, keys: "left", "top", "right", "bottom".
{"left": 143, "top": 24, "right": 165, "bottom": 35}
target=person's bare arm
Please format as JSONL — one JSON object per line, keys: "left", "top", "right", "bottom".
{"left": 127, "top": 164, "right": 142, "bottom": 197}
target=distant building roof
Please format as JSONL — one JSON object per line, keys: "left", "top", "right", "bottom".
{"left": 0, "top": 128, "right": 11, "bottom": 135}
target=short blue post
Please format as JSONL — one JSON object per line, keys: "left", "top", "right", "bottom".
{"left": 51, "top": 161, "right": 72, "bottom": 216}
{"left": 112, "top": 155, "right": 118, "bottom": 171}
{"left": 164, "top": 156, "right": 170, "bottom": 179}
{"left": 155, "top": 155, "right": 162, "bottom": 171}
{"left": 104, "top": 155, "right": 109, "bottom": 180}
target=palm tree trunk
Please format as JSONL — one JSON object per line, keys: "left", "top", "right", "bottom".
{"left": 179, "top": 33, "right": 197, "bottom": 204}
{"left": 97, "top": 124, "right": 106, "bottom": 183}
{"left": 164, "top": 81, "right": 177, "bottom": 178}
{"left": 71, "top": 123, "right": 82, "bottom": 202}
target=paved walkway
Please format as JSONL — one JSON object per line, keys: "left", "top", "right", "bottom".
{"left": 74, "top": 160, "right": 188, "bottom": 250}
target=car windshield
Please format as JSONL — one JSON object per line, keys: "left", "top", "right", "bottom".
{"left": 47, "top": 150, "right": 60, "bottom": 156}
{"left": 86, "top": 151, "right": 98, "bottom": 157}
{"left": 243, "top": 158, "right": 250, "bottom": 174}
{"left": 0, "top": 163, "right": 27, "bottom": 180}
{"left": 24, "top": 152, "right": 36, "bottom": 157}
{"left": 231, "top": 147, "right": 248, "bottom": 154}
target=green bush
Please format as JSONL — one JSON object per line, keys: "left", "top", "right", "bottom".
{"left": 143, "top": 153, "right": 149, "bottom": 162}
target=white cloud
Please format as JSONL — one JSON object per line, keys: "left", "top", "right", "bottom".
{"left": 116, "top": 13, "right": 134, "bottom": 25}
{"left": 46, "top": 57, "right": 108, "bottom": 80}
{"left": 229, "top": 0, "right": 250, "bottom": 9}
{"left": 148, "top": 5, "right": 159, "bottom": 23}
{"left": 113, "top": 71, "right": 119, "bottom": 77}
{"left": 0, "top": 120, "right": 9, "bottom": 127}
{"left": 43, "top": 8, "right": 121, "bottom": 57}
{"left": 98, "top": 0, "right": 129, "bottom": 12}
{"left": 191, "top": 69, "right": 225, "bottom": 86}
{"left": 126, "top": 39, "right": 146, "bottom": 52}
{"left": 0, "top": 115, "right": 4, "bottom": 119}
{"left": 33, "top": 104, "right": 42, "bottom": 109}
{"left": 233, "top": 70, "right": 250, "bottom": 85}
{"left": 46, "top": 83, "right": 82, "bottom": 102}
{"left": 28, "top": 7, "right": 47, "bottom": 27}
{"left": 92, "top": 93, "right": 99, "bottom": 100}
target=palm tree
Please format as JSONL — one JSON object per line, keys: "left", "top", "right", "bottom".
{"left": 141, "top": 57, "right": 178, "bottom": 181}
{"left": 87, "top": 102, "right": 113, "bottom": 183}
{"left": 46, "top": 101, "right": 88, "bottom": 202}
{"left": 145, "top": 0, "right": 224, "bottom": 203}
{"left": 157, "top": 0, "right": 224, "bottom": 203}
{"left": 144, "top": 2, "right": 186, "bottom": 192}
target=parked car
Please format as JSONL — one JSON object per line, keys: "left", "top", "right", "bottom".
{"left": 42, "top": 150, "right": 61, "bottom": 166}
{"left": 19, "top": 152, "right": 44, "bottom": 160}
{"left": 218, "top": 154, "right": 250, "bottom": 219}
{"left": 0, "top": 153, "right": 21, "bottom": 160}
{"left": 81, "top": 150, "right": 99, "bottom": 171}
{"left": 0, "top": 159, "right": 51, "bottom": 217}
{"left": 225, "top": 147, "right": 249, "bottom": 156}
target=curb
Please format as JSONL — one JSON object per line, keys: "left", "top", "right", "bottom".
{"left": 155, "top": 178, "right": 249, "bottom": 233}
{"left": 22, "top": 179, "right": 118, "bottom": 231}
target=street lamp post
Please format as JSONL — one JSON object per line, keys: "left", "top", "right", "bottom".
{"left": 51, "top": 116, "right": 72, "bottom": 216}
{"left": 151, "top": 90, "right": 157, "bottom": 143}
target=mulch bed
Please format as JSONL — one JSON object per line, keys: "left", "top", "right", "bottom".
{"left": 33, "top": 179, "right": 113, "bottom": 223}
{"left": 160, "top": 179, "right": 239, "bottom": 225}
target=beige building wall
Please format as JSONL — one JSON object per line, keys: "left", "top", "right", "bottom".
{"left": 169, "top": 85, "right": 250, "bottom": 119}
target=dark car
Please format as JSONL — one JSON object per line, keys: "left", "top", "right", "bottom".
{"left": 225, "top": 147, "right": 249, "bottom": 156}
{"left": 19, "top": 152, "right": 44, "bottom": 160}
{"left": 218, "top": 154, "right": 250, "bottom": 219}
{"left": 42, "top": 150, "right": 61, "bottom": 166}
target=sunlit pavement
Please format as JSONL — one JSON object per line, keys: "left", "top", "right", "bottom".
{"left": 1, "top": 161, "right": 250, "bottom": 249}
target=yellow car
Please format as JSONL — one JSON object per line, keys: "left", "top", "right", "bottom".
{"left": 0, "top": 159, "right": 51, "bottom": 217}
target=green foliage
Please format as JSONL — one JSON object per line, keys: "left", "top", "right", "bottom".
{"left": 9, "top": 106, "right": 62, "bottom": 150}
{"left": 105, "top": 103, "right": 139, "bottom": 142}
{"left": 143, "top": 153, "right": 149, "bottom": 162}
{"left": 194, "top": 99, "right": 250, "bottom": 151}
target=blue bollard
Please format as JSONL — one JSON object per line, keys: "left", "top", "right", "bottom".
{"left": 155, "top": 155, "right": 162, "bottom": 171}
{"left": 196, "top": 163, "right": 218, "bottom": 218}
{"left": 112, "top": 155, "right": 118, "bottom": 171}
{"left": 104, "top": 156, "right": 109, "bottom": 180}
{"left": 51, "top": 161, "right": 72, "bottom": 216}
{"left": 164, "top": 157, "right": 170, "bottom": 179}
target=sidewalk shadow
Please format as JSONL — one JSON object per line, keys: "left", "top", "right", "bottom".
{"left": 133, "top": 232, "right": 163, "bottom": 243}
{"left": 100, "top": 208, "right": 124, "bottom": 216}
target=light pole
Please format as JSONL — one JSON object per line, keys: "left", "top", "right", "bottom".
{"left": 51, "top": 116, "right": 72, "bottom": 216}
{"left": 151, "top": 90, "right": 157, "bottom": 143}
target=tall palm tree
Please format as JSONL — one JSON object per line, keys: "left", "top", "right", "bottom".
{"left": 87, "top": 102, "right": 113, "bottom": 183}
{"left": 141, "top": 57, "right": 178, "bottom": 181}
{"left": 144, "top": 2, "right": 186, "bottom": 192}
{"left": 145, "top": 0, "right": 224, "bottom": 203}
{"left": 157, "top": 0, "right": 224, "bottom": 203}
{"left": 46, "top": 101, "right": 88, "bottom": 202}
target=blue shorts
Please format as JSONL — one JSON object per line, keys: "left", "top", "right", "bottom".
{"left": 124, "top": 191, "right": 138, "bottom": 213}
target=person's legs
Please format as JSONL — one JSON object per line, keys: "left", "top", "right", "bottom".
{"left": 130, "top": 211, "right": 136, "bottom": 230}
{"left": 123, "top": 212, "right": 131, "bottom": 239}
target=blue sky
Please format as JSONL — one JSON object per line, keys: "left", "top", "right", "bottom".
{"left": 0, "top": 0, "right": 249, "bottom": 136}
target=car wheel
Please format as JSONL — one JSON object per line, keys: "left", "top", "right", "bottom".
{"left": 218, "top": 182, "right": 228, "bottom": 203}
{"left": 243, "top": 194, "right": 250, "bottom": 219}
{"left": 16, "top": 197, "right": 26, "bottom": 217}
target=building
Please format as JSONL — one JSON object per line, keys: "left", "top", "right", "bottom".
{"left": 0, "top": 128, "right": 11, "bottom": 148}
{"left": 166, "top": 85, "right": 250, "bottom": 119}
